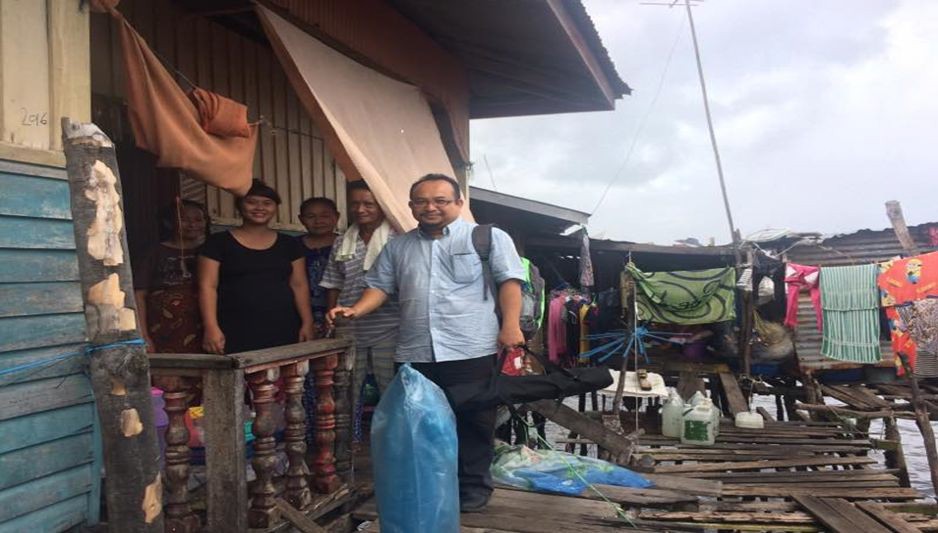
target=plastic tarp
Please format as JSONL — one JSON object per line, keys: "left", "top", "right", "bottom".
{"left": 256, "top": 5, "right": 465, "bottom": 233}
{"left": 492, "top": 443, "right": 652, "bottom": 496}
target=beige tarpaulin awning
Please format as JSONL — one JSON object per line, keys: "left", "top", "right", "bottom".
{"left": 256, "top": 5, "right": 469, "bottom": 232}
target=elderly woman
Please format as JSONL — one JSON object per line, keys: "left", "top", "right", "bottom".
{"left": 134, "top": 200, "right": 209, "bottom": 353}
{"left": 198, "top": 180, "right": 315, "bottom": 355}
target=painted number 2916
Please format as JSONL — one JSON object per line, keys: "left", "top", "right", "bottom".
{"left": 20, "top": 108, "right": 49, "bottom": 126}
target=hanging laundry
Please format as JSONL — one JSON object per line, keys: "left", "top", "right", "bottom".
{"left": 878, "top": 251, "right": 938, "bottom": 375}
{"left": 819, "top": 264, "right": 882, "bottom": 364}
{"left": 189, "top": 88, "right": 252, "bottom": 138}
{"left": 896, "top": 300, "right": 938, "bottom": 378}
{"left": 626, "top": 263, "right": 736, "bottom": 325}
{"left": 547, "top": 295, "right": 568, "bottom": 364}
{"left": 104, "top": 6, "right": 258, "bottom": 196}
{"left": 784, "top": 263, "right": 821, "bottom": 331}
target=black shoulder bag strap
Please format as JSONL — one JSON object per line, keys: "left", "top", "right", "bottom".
{"left": 471, "top": 223, "right": 497, "bottom": 302}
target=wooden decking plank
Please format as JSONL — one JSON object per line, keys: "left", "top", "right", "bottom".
{"left": 640, "top": 473, "right": 722, "bottom": 496}
{"left": 724, "top": 486, "right": 921, "bottom": 499}
{"left": 718, "top": 372, "right": 749, "bottom": 415}
{"left": 639, "top": 437, "right": 871, "bottom": 446}
{"left": 856, "top": 502, "right": 923, "bottom": 533}
{"left": 638, "top": 442, "right": 870, "bottom": 453}
{"left": 353, "top": 498, "right": 632, "bottom": 533}
{"left": 679, "top": 470, "right": 899, "bottom": 483}
{"left": 731, "top": 480, "right": 899, "bottom": 489}
{"left": 653, "top": 455, "right": 875, "bottom": 473}
{"left": 639, "top": 509, "right": 815, "bottom": 525}
{"left": 794, "top": 495, "right": 890, "bottom": 533}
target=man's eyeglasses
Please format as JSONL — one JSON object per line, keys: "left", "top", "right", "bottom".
{"left": 411, "top": 198, "right": 455, "bottom": 208}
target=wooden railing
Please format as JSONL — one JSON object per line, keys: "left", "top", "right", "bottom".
{"left": 148, "top": 338, "right": 355, "bottom": 532}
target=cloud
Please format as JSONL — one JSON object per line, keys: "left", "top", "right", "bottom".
{"left": 470, "top": 0, "right": 938, "bottom": 245}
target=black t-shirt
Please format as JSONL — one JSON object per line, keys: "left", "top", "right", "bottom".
{"left": 201, "top": 231, "right": 304, "bottom": 354}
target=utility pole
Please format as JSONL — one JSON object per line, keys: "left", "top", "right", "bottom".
{"left": 644, "top": 0, "right": 740, "bottom": 257}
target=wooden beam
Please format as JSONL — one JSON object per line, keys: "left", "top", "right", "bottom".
{"left": 275, "top": 499, "right": 326, "bottom": 533}
{"left": 545, "top": 0, "right": 617, "bottom": 105}
{"left": 855, "top": 502, "right": 922, "bottom": 533}
{"left": 61, "top": 118, "right": 163, "bottom": 531}
{"left": 794, "top": 496, "right": 891, "bottom": 533}
{"left": 718, "top": 372, "right": 749, "bottom": 415}
{"left": 526, "top": 400, "right": 636, "bottom": 462}
{"left": 885, "top": 201, "right": 921, "bottom": 256}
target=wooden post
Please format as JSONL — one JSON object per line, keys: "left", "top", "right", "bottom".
{"left": 883, "top": 416, "right": 911, "bottom": 488}
{"left": 899, "top": 355, "right": 938, "bottom": 497}
{"left": 61, "top": 118, "right": 164, "bottom": 531}
{"left": 740, "top": 248, "right": 755, "bottom": 377}
{"left": 885, "top": 201, "right": 921, "bottom": 256}
{"left": 203, "top": 368, "right": 248, "bottom": 532}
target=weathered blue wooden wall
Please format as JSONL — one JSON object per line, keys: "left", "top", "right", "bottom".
{"left": 0, "top": 159, "right": 101, "bottom": 532}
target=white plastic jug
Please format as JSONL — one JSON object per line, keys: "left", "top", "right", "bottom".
{"left": 661, "top": 390, "right": 685, "bottom": 438}
{"left": 688, "top": 391, "right": 706, "bottom": 406}
{"left": 700, "top": 398, "right": 721, "bottom": 436}
{"left": 681, "top": 404, "right": 716, "bottom": 446}
{"left": 734, "top": 410, "right": 765, "bottom": 429}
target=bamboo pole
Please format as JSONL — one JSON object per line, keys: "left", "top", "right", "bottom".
{"left": 62, "top": 118, "right": 164, "bottom": 532}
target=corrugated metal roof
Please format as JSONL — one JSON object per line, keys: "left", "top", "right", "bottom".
{"left": 785, "top": 223, "right": 938, "bottom": 372}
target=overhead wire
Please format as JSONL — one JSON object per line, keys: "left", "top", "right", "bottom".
{"left": 589, "top": 16, "right": 687, "bottom": 216}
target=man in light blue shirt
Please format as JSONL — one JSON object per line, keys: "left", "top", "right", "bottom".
{"left": 328, "top": 174, "right": 525, "bottom": 512}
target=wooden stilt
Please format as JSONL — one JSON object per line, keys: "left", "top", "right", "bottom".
{"left": 61, "top": 118, "right": 164, "bottom": 531}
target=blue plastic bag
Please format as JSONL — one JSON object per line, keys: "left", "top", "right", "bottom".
{"left": 492, "top": 443, "right": 653, "bottom": 496}
{"left": 371, "top": 364, "right": 460, "bottom": 533}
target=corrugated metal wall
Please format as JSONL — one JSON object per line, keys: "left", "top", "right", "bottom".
{"left": 90, "top": 0, "right": 348, "bottom": 232}
{"left": 785, "top": 225, "right": 938, "bottom": 372}
{"left": 0, "top": 160, "right": 100, "bottom": 531}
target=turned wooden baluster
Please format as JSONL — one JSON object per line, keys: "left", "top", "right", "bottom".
{"left": 159, "top": 376, "right": 200, "bottom": 532}
{"left": 282, "top": 361, "right": 313, "bottom": 509}
{"left": 312, "top": 354, "right": 341, "bottom": 493}
{"left": 332, "top": 348, "right": 354, "bottom": 484}
{"left": 247, "top": 368, "right": 281, "bottom": 528}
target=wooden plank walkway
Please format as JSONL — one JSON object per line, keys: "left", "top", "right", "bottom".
{"left": 351, "top": 415, "right": 936, "bottom": 532}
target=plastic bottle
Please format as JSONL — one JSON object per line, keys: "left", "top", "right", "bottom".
{"left": 681, "top": 404, "right": 716, "bottom": 446}
{"left": 688, "top": 390, "right": 706, "bottom": 406}
{"left": 734, "top": 410, "right": 765, "bottom": 429}
{"left": 700, "top": 398, "right": 721, "bottom": 437}
{"left": 660, "top": 390, "right": 685, "bottom": 438}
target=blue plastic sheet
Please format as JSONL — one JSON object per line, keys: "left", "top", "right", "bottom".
{"left": 371, "top": 365, "right": 460, "bottom": 533}
{"left": 492, "top": 443, "right": 653, "bottom": 496}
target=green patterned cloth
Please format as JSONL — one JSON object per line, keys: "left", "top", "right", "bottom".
{"left": 820, "top": 264, "right": 883, "bottom": 364}
{"left": 626, "top": 263, "right": 736, "bottom": 325}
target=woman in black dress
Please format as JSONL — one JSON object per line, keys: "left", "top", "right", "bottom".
{"left": 198, "top": 180, "right": 315, "bottom": 354}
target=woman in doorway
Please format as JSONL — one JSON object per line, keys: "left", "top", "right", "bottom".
{"left": 199, "top": 180, "right": 315, "bottom": 355}
{"left": 134, "top": 200, "right": 208, "bottom": 354}
{"left": 297, "top": 197, "right": 340, "bottom": 335}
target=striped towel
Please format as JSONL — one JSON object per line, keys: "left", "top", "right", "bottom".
{"left": 820, "top": 264, "right": 883, "bottom": 363}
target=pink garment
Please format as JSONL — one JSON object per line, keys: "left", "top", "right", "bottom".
{"left": 548, "top": 295, "right": 568, "bottom": 363}
{"left": 784, "top": 263, "right": 822, "bottom": 331}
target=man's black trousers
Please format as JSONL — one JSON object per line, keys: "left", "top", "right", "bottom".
{"left": 401, "top": 355, "right": 496, "bottom": 501}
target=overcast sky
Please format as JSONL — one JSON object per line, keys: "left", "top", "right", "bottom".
{"left": 470, "top": 0, "right": 937, "bottom": 245}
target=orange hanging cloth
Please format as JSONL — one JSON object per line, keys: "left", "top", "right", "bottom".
{"left": 106, "top": 6, "right": 257, "bottom": 196}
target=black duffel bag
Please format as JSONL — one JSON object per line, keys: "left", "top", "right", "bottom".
{"left": 446, "top": 347, "right": 613, "bottom": 412}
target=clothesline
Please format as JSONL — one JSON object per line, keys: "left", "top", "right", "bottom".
{"left": 0, "top": 338, "right": 146, "bottom": 385}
